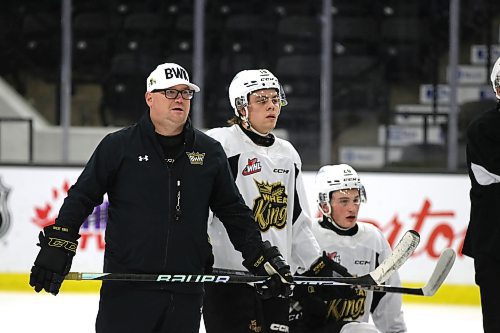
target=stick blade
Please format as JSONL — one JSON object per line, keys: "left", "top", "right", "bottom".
{"left": 370, "top": 230, "right": 420, "bottom": 284}
{"left": 422, "top": 248, "right": 456, "bottom": 296}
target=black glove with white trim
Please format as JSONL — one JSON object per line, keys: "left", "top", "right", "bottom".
{"left": 301, "top": 251, "right": 358, "bottom": 299}
{"left": 243, "top": 240, "right": 293, "bottom": 299}
{"left": 29, "top": 225, "right": 80, "bottom": 296}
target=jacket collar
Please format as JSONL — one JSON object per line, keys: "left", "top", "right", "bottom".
{"left": 139, "top": 112, "right": 196, "bottom": 155}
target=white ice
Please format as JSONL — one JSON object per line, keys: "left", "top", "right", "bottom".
{"left": 0, "top": 292, "right": 482, "bottom": 332}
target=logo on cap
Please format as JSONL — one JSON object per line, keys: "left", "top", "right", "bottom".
{"left": 164, "top": 67, "right": 189, "bottom": 81}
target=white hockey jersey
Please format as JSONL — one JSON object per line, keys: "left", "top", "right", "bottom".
{"left": 206, "top": 125, "right": 321, "bottom": 274}
{"left": 311, "top": 220, "right": 407, "bottom": 333}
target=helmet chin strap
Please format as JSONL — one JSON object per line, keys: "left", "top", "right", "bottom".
{"left": 327, "top": 216, "right": 352, "bottom": 231}
{"left": 240, "top": 107, "right": 272, "bottom": 137}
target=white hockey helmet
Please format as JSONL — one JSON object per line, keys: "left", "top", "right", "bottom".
{"left": 315, "top": 164, "right": 366, "bottom": 216}
{"left": 228, "top": 69, "right": 287, "bottom": 116}
{"left": 490, "top": 56, "right": 500, "bottom": 99}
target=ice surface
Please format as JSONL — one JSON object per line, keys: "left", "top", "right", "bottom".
{"left": 0, "top": 292, "right": 482, "bottom": 332}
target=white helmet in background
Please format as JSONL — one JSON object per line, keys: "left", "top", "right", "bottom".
{"left": 228, "top": 69, "right": 287, "bottom": 117}
{"left": 490, "top": 56, "right": 500, "bottom": 99}
{"left": 315, "top": 164, "right": 366, "bottom": 217}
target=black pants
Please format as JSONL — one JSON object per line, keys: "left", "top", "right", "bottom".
{"left": 203, "top": 283, "right": 289, "bottom": 333}
{"left": 475, "top": 258, "right": 500, "bottom": 333}
{"left": 95, "top": 282, "right": 203, "bottom": 333}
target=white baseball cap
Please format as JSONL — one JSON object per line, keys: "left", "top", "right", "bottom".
{"left": 146, "top": 63, "right": 200, "bottom": 92}
{"left": 490, "top": 56, "right": 500, "bottom": 99}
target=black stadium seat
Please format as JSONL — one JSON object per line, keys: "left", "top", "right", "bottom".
{"left": 73, "top": 11, "right": 121, "bottom": 82}
{"left": 100, "top": 53, "right": 155, "bottom": 126}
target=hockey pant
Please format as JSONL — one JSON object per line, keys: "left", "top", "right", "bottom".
{"left": 203, "top": 283, "right": 289, "bottom": 333}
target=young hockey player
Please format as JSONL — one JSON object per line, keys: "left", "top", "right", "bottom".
{"left": 290, "top": 164, "right": 407, "bottom": 333}
{"left": 203, "top": 69, "right": 337, "bottom": 333}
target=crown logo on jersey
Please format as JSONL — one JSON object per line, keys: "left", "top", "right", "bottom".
{"left": 254, "top": 181, "right": 284, "bottom": 197}
{"left": 242, "top": 158, "right": 261, "bottom": 176}
{"left": 253, "top": 180, "right": 287, "bottom": 232}
{"left": 186, "top": 152, "right": 205, "bottom": 165}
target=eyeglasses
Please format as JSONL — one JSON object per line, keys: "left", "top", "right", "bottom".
{"left": 250, "top": 93, "right": 283, "bottom": 106}
{"left": 333, "top": 197, "right": 361, "bottom": 207}
{"left": 154, "top": 89, "right": 195, "bottom": 100}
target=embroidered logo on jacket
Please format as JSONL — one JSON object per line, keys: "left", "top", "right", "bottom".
{"left": 138, "top": 155, "right": 149, "bottom": 162}
{"left": 252, "top": 180, "right": 287, "bottom": 231}
{"left": 242, "top": 158, "right": 262, "bottom": 176}
{"left": 186, "top": 152, "right": 205, "bottom": 165}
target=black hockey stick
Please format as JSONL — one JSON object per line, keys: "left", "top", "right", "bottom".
{"left": 215, "top": 248, "right": 455, "bottom": 296}
{"left": 67, "top": 230, "right": 419, "bottom": 286}
{"left": 354, "top": 247, "right": 456, "bottom": 296}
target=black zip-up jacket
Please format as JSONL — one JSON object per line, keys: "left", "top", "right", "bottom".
{"left": 56, "top": 112, "right": 262, "bottom": 293}
{"left": 463, "top": 103, "right": 500, "bottom": 264}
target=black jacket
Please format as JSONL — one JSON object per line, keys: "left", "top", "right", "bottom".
{"left": 463, "top": 104, "right": 500, "bottom": 263}
{"left": 56, "top": 112, "right": 262, "bottom": 293}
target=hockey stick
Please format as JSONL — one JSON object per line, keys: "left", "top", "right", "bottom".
{"left": 213, "top": 229, "right": 420, "bottom": 285}
{"left": 354, "top": 247, "right": 456, "bottom": 296}
{"left": 66, "top": 230, "right": 419, "bottom": 286}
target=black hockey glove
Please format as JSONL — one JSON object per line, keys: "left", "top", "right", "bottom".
{"left": 29, "top": 225, "right": 80, "bottom": 296}
{"left": 306, "top": 252, "right": 350, "bottom": 277}
{"left": 243, "top": 240, "right": 293, "bottom": 299}
{"left": 301, "top": 252, "right": 358, "bottom": 300}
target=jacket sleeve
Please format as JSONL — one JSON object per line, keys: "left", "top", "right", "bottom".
{"left": 290, "top": 163, "right": 322, "bottom": 274}
{"left": 55, "top": 133, "right": 122, "bottom": 231}
{"left": 370, "top": 237, "right": 407, "bottom": 333}
{"left": 209, "top": 144, "right": 262, "bottom": 261}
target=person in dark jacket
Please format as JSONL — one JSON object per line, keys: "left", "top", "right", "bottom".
{"left": 462, "top": 56, "right": 500, "bottom": 333}
{"left": 28, "top": 62, "right": 292, "bottom": 333}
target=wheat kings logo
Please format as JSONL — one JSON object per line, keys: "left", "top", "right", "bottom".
{"left": 325, "top": 289, "right": 367, "bottom": 321}
{"left": 252, "top": 180, "right": 287, "bottom": 232}
{"left": 0, "top": 177, "right": 11, "bottom": 239}
{"left": 186, "top": 152, "right": 205, "bottom": 165}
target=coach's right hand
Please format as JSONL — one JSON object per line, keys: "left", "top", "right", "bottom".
{"left": 29, "top": 225, "right": 80, "bottom": 296}
{"left": 243, "top": 240, "right": 293, "bottom": 299}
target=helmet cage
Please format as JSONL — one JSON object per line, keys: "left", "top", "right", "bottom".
{"left": 229, "top": 69, "right": 288, "bottom": 118}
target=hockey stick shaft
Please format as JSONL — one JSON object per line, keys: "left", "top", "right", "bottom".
{"left": 67, "top": 230, "right": 419, "bottom": 286}
{"left": 65, "top": 272, "right": 372, "bottom": 285}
